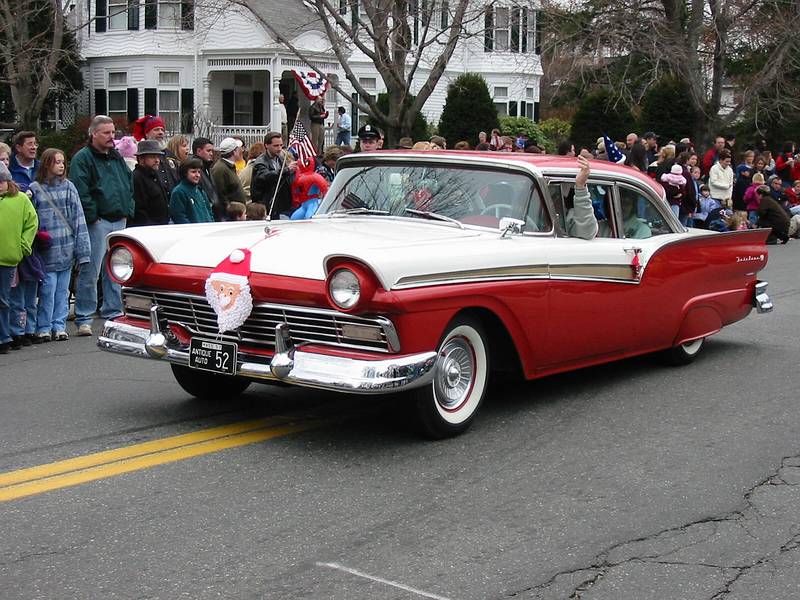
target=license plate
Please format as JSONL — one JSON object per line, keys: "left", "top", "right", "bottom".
{"left": 188, "top": 338, "right": 238, "bottom": 375}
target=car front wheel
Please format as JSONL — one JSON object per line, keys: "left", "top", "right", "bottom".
{"left": 412, "top": 317, "right": 490, "bottom": 439}
{"left": 170, "top": 364, "right": 251, "bottom": 400}
{"left": 664, "top": 337, "right": 705, "bottom": 365}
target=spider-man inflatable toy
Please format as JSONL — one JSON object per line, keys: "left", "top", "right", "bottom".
{"left": 290, "top": 165, "right": 330, "bottom": 220}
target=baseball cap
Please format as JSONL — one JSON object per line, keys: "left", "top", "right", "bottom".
{"left": 218, "top": 137, "right": 243, "bottom": 154}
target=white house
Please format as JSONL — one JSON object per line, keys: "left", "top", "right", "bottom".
{"left": 72, "top": 0, "right": 543, "bottom": 145}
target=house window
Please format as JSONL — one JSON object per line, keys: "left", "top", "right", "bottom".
{"left": 326, "top": 74, "right": 338, "bottom": 107}
{"left": 495, "top": 7, "right": 509, "bottom": 51}
{"left": 359, "top": 77, "right": 377, "bottom": 91}
{"left": 109, "top": 72, "right": 127, "bottom": 87}
{"left": 108, "top": 90, "right": 128, "bottom": 121}
{"left": 234, "top": 91, "right": 252, "bottom": 125}
{"left": 158, "top": 90, "right": 180, "bottom": 130}
{"left": 485, "top": 5, "right": 538, "bottom": 53}
{"left": 159, "top": 71, "right": 180, "bottom": 86}
{"left": 108, "top": 0, "right": 128, "bottom": 29}
{"left": 493, "top": 86, "right": 508, "bottom": 117}
{"left": 158, "top": 0, "right": 180, "bottom": 27}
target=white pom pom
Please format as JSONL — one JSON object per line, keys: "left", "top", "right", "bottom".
{"left": 229, "top": 249, "right": 245, "bottom": 263}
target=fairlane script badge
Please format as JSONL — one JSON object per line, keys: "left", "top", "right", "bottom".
{"left": 736, "top": 255, "right": 765, "bottom": 263}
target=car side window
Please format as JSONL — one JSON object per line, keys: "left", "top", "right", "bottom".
{"left": 524, "top": 186, "right": 552, "bottom": 233}
{"left": 616, "top": 185, "right": 674, "bottom": 238}
{"left": 549, "top": 180, "right": 616, "bottom": 238}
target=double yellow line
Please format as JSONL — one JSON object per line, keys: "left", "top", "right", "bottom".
{"left": 0, "top": 416, "right": 325, "bottom": 502}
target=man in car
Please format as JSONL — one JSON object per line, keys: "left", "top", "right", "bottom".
{"left": 357, "top": 125, "right": 380, "bottom": 152}
{"left": 565, "top": 155, "right": 599, "bottom": 240}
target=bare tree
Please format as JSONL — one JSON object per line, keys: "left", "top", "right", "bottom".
{"left": 539, "top": 0, "right": 800, "bottom": 143}
{"left": 0, "top": 0, "right": 74, "bottom": 129}
{"left": 234, "top": 0, "right": 488, "bottom": 145}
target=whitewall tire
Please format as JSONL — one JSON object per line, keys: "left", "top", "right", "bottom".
{"left": 413, "top": 316, "right": 490, "bottom": 439}
{"left": 665, "top": 337, "right": 705, "bottom": 365}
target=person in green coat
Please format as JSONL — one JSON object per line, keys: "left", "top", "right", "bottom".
{"left": 0, "top": 164, "right": 38, "bottom": 353}
{"left": 68, "top": 115, "right": 134, "bottom": 336}
{"left": 170, "top": 157, "right": 215, "bottom": 224}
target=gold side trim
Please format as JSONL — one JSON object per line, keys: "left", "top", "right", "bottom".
{"left": 550, "top": 264, "right": 636, "bottom": 281}
{"left": 395, "top": 264, "right": 550, "bottom": 287}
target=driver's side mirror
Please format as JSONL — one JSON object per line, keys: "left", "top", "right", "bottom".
{"left": 499, "top": 217, "right": 525, "bottom": 238}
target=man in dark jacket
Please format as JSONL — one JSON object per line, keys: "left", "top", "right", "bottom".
{"left": 189, "top": 137, "right": 220, "bottom": 218}
{"left": 251, "top": 131, "right": 295, "bottom": 219}
{"left": 69, "top": 115, "right": 134, "bottom": 335}
{"left": 133, "top": 115, "right": 179, "bottom": 194}
{"left": 131, "top": 140, "right": 170, "bottom": 226}
{"left": 756, "top": 186, "right": 790, "bottom": 244}
{"left": 9, "top": 131, "right": 40, "bottom": 193}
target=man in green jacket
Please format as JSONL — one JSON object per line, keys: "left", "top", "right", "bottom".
{"left": 68, "top": 115, "right": 134, "bottom": 336}
{"left": 210, "top": 137, "right": 246, "bottom": 220}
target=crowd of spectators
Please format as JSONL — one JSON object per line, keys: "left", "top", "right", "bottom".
{"left": 2, "top": 109, "right": 798, "bottom": 353}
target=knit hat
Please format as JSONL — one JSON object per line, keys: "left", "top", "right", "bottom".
{"left": 670, "top": 164, "right": 683, "bottom": 175}
{"left": 132, "top": 115, "right": 166, "bottom": 141}
{"left": 0, "top": 161, "right": 12, "bottom": 182}
{"left": 114, "top": 135, "right": 138, "bottom": 158}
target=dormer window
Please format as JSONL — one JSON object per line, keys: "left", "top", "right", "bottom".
{"left": 484, "top": 3, "right": 538, "bottom": 54}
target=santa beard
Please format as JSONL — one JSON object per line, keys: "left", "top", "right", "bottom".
{"left": 205, "top": 279, "right": 254, "bottom": 334}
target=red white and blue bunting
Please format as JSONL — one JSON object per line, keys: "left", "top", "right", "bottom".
{"left": 293, "top": 69, "right": 330, "bottom": 100}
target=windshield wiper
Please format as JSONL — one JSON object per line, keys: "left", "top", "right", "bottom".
{"left": 404, "top": 208, "right": 464, "bottom": 229}
{"left": 331, "top": 207, "right": 391, "bottom": 216}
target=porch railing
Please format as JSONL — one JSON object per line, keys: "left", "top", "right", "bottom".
{"left": 211, "top": 125, "right": 339, "bottom": 151}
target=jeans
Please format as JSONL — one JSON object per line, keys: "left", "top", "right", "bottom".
{"left": 669, "top": 204, "right": 680, "bottom": 219}
{"left": 790, "top": 205, "right": 800, "bottom": 216}
{"left": 9, "top": 278, "right": 38, "bottom": 336}
{"left": 36, "top": 268, "right": 72, "bottom": 334}
{"left": 75, "top": 218, "right": 126, "bottom": 326}
{"left": 0, "top": 266, "right": 16, "bottom": 344}
{"left": 336, "top": 130, "right": 351, "bottom": 146}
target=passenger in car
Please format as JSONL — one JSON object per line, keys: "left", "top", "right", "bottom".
{"left": 565, "top": 156, "right": 599, "bottom": 240}
{"left": 599, "top": 191, "right": 652, "bottom": 239}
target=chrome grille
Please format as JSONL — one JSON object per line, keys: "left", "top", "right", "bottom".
{"left": 122, "top": 289, "right": 396, "bottom": 353}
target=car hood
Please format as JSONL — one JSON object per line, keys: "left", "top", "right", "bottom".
{"left": 113, "top": 218, "right": 539, "bottom": 289}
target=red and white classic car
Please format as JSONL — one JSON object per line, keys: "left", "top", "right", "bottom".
{"left": 99, "top": 152, "right": 773, "bottom": 438}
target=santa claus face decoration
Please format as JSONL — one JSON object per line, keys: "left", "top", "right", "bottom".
{"left": 204, "top": 248, "right": 254, "bottom": 334}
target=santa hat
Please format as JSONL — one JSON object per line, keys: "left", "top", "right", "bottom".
{"left": 132, "top": 115, "right": 166, "bottom": 141}
{"left": 208, "top": 248, "right": 252, "bottom": 285}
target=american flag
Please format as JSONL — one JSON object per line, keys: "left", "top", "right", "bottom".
{"left": 288, "top": 119, "right": 317, "bottom": 168}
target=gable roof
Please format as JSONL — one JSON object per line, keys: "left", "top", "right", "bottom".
{"left": 243, "top": 0, "right": 321, "bottom": 36}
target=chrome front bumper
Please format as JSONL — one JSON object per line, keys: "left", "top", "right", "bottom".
{"left": 97, "top": 307, "right": 437, "bottom": 394}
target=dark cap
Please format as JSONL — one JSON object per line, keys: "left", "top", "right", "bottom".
{"left": 135, "top": 140, "right": 165, "bottom": 156}
{"left": 643, "top": 131, "right": 658, "bottom": 140}
{"left": 357, "top": 124, "right": 380, "bottom": 140}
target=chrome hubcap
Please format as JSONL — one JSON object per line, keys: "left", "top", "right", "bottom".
{"left": 434, "top": 338, "right": 474, "bottom": 409}
{"left": 682, "top": 339, "right": 703, "bottom": 355}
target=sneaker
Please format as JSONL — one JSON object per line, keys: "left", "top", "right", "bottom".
{"left": 10, "top": 336, "right": 24, "bottom": 350}
{"left": 34, "top": 332, "right": 51, "bottom": 344}
{"left": 54, "top": 331, "right": 69, "bottom": 341}
{"left": 76, "top": 324, "right": 93, "bottom": 337}
{"left": 21, "top": 334, "right": 33, "bottom": 347}
{"left": 0, "top": 342, "right": 9, "bottom": 354}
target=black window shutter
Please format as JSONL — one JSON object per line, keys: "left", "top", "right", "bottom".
{"left": 533, "top": 102, "right": 540, "bottom": 122}
{"left": 144, "top": 88, "right": 157, "bottom": 115}
{"left": 95, "top": 89, "right": 107, "bottom": 115}
{"left": 484, "top": 7, "right": 493, "bottom": 52}
{"left": 181, "top": 88, "right": 194, "bottom": 133}
{"left": 222, "top": 89, "right": 234, "bottom": 125}
{"left": 128, "top": 0, "right": 140, "bottom": 29}
{"left": 534, "top": 10, "right": 541, "bottom": 54}
{"left": 252, "top": 91, "right": 264, "bottom": 126}
{"left": 144, "top": 0, "right": 157, "bottom": 29}
{"left": 127, "top": 88, "right": 139, "bottom": 122}
{"left": 96, "top": 0, "right": 107, "bottom": 32}
{"left": 181, "top": 0, "right": 194, "bottom": 30}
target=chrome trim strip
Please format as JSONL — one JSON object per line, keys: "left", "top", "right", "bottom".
{"left": 98, "top": 319, "right": 437, "bottom": 395}
{"left": 394, "top": 264, "right": 549, "bottom": 287}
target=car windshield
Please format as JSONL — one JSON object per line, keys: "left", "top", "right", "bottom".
{"left": 316, "top": 163, "right": 548, "bottom": 230}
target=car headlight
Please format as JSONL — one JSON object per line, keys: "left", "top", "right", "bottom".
{"left": 109, "top": 246, "right": 134, "bottom": 282}
{"left": 329, "top": 269, "right": 361, "bottom": 309}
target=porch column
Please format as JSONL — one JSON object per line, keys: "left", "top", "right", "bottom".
{"left": 272, "top": 55, "right": 282, "bottom": 135}
{"left": 202, "top": 76, "right": 211, "bottom": 112}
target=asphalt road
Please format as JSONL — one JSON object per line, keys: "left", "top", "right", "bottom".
{"left": 1, "top": 244, "right": 799, "bottom": 600}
